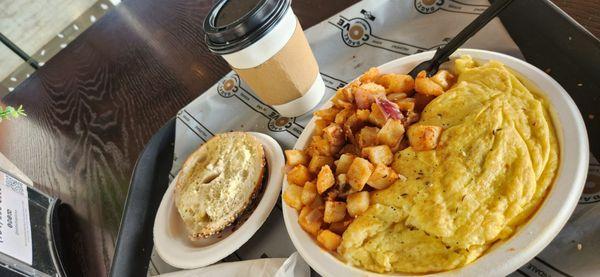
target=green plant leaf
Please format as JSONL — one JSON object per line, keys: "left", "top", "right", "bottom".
{"left": 0, "top": 105, "right": 26, "bottom": 121}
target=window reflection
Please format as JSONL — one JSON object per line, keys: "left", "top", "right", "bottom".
{"left": 0, "top": 0, "right": 119, "bottom": 96}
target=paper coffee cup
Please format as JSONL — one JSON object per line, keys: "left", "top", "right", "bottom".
{"left": 204, "top": 0, "right": 324, "bottom": 117}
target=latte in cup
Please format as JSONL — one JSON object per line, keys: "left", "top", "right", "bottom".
{"left": 204, "top": 0, "right": 324, "bottom": 117}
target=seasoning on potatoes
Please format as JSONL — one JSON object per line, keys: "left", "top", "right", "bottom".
{"left": 284, "top": 149, "right": 309, "bottom": 166}
{"left": 317, "top": 230, "right": 342, "bottom": 251}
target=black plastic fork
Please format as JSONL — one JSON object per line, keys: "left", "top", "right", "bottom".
{"left": 408, "top": 0, "right": 515, "bottom": 78}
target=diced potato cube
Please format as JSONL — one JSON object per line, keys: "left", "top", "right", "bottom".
{"left": 387, "top": 92, "right": 408, "bottom": 102}
{"left": 329, "top": 219, "right": 353, "bottom": 235}
{"left": 359, "top": 67, "right": 379, "bottom": 83}
{"left": 376, "top": 74, "right": 414, "bottom": 94}
{"left": 287, "top": 165, "right": 311, "bottom": 186}
{"left": 415, "top": 71, "right": 444, "bottom": 96}
{"left": 324, "top": 201, "right": 347, "bottom": 223}
{"left": 408, "top": 125, "right": 443, "bottom": 151}
{"left": 299, "top": 205, "right": 312, "bottom": 219}
{"left": 299, "top": 218, "right": 321, "bottom": 236}
{"left": 342, "top": 84, "right": 356, "bottom": 103}
{"left": 314, "top": 107, "right": 341, "bottom": 121}
{"left": 367, "top": 164, "right": 398, "bottom": 190}
{"left": 335, "top": 153, "right": 355, "bottom": 174}
{"left": 301, "top": 181, "right": 318, "bottom": 205}
{"left": 344, "top": 112, "right": 368, "bottom": 134}
{"left": 357, "top": 126, "right": 380, "bottom": 148}
{"left": 377, "top": 119, "right": 405, "bottom": 150}
{"left": 314, "top": 119, "right": 329, "bottom": 136}
{"left": 332, "top": 89, "right": 354, "bottom": 109}
{"left": 355, "top": 83, "right": 386, "bottom": 109}
{"left": 347, "top": 157, "right": 374, "bottom": 191}
{"left": 323, "top": 123, "right": 345, "bottom": 146}
{"left": 285, "top": 149, "right": 309, "bottom": 166}
{"left": 307, "top": 136, "right": 337, "bottom": 157}
{"left": 431, "top": 70, "right": 456, "bottom": 90}
{"left": 308, "top": 155, "right": 334, "bottom": 174}
{"left": 299, "top": 208, "right": 322, "bottom": 236}
{"left": 394, "top": 98, "right": 416, "bottom": 112}
{"left": 317, "top": 165, "right": 335, "bottom": 194}
{"left": 317, "top": 230, "right": 342, "bottom": 251}
{"left": 346, "top": 191, "right": 370, "bottom": 217}
{"left": 334, "top": 108, "right": 355, "bottom": 124}
{"left": 283, "top": 184, "right": 303, "bottom": 210}
{"left": 305, "top": 137, "right": 319, "bottom": 157}
{"left": 361, "top": 145, "right": 393, "bottom": 165}
{"left": 356, "top": 109, "right": 370, "bottom": 121}
{"left": 333, "top": 99, "right": 354, "bottom": 110}
{"left": 306, "top": 209, "right": 324, "bottom": 225}
{"left": 332, "top": 88, "right": 348, "bottom": 101}
{"left": 368, "top": 103, "right": 387, "bottom": 127}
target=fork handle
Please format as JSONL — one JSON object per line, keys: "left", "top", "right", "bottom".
{"left": 426, "top": 0, "right": 515, "bottom": 75}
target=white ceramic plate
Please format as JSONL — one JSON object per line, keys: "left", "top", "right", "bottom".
{"left": 154, "top": 132, "right": 284, "bottom": 269}
{"left": 282, "top": 49, "right": 589, "bottom": 277}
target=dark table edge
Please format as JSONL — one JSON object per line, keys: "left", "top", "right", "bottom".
{"left": 544, "top": 0, "right": 599, "bottom": 42}
{"left": 110, "top": 118, "right": 175, "bottom": 277}
{"left": 498, "top": 0, "right": 600, "bottom": 156}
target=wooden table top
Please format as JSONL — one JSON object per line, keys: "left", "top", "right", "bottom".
{"left": 0, "top": 0, "right": 597, "bottom": 275}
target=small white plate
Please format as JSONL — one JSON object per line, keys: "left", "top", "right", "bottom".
{"left": 153, "top": 132, "right": 284, "bottom": 269}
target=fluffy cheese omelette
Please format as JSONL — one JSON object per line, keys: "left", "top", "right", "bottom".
{"left": 339, "top": 56, "right": 559, "bottom": 273}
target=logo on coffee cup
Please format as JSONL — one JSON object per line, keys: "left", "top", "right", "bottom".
{"left": 217, "top": 75, "right": 240, "bottom": 98}
{"left": 268, "top": 116, "right": 293, "bottom": 132}
{"left": 414, "top": 0, "right": 445, "bottom": 14}
{"left": 336, "top": 17, "right": 371, "bottom": 47}
{"left": 580, "top": 163, "right": 600, "bottom": 204}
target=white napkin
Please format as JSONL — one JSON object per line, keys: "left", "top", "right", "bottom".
{"left": 157, "top": 252, "right": 309, "bottom": 277}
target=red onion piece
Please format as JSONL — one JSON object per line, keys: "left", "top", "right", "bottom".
{"left": 376, "top": 97, "right": 404, "bottom": 120}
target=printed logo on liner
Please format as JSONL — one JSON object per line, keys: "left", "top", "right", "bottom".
{"left": 580, "top": 163, "right": 600, "bottom": 204}
{"left": 360, "top": 9, "right": 376, "bottom": 21}
{"left": 331, "top": 16, "right": 436, "bottom": 55}
{"left": 336, "top": 17, "right": 371, "bottom": 47}
{"left": 268, "top": 116, "right": 293, "bottom": 132}
{"left": 217, "top": 75, "right": 240, "bottom": 98}
{"left": 414, "top": 0, "right": 445, "bottom": 14}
